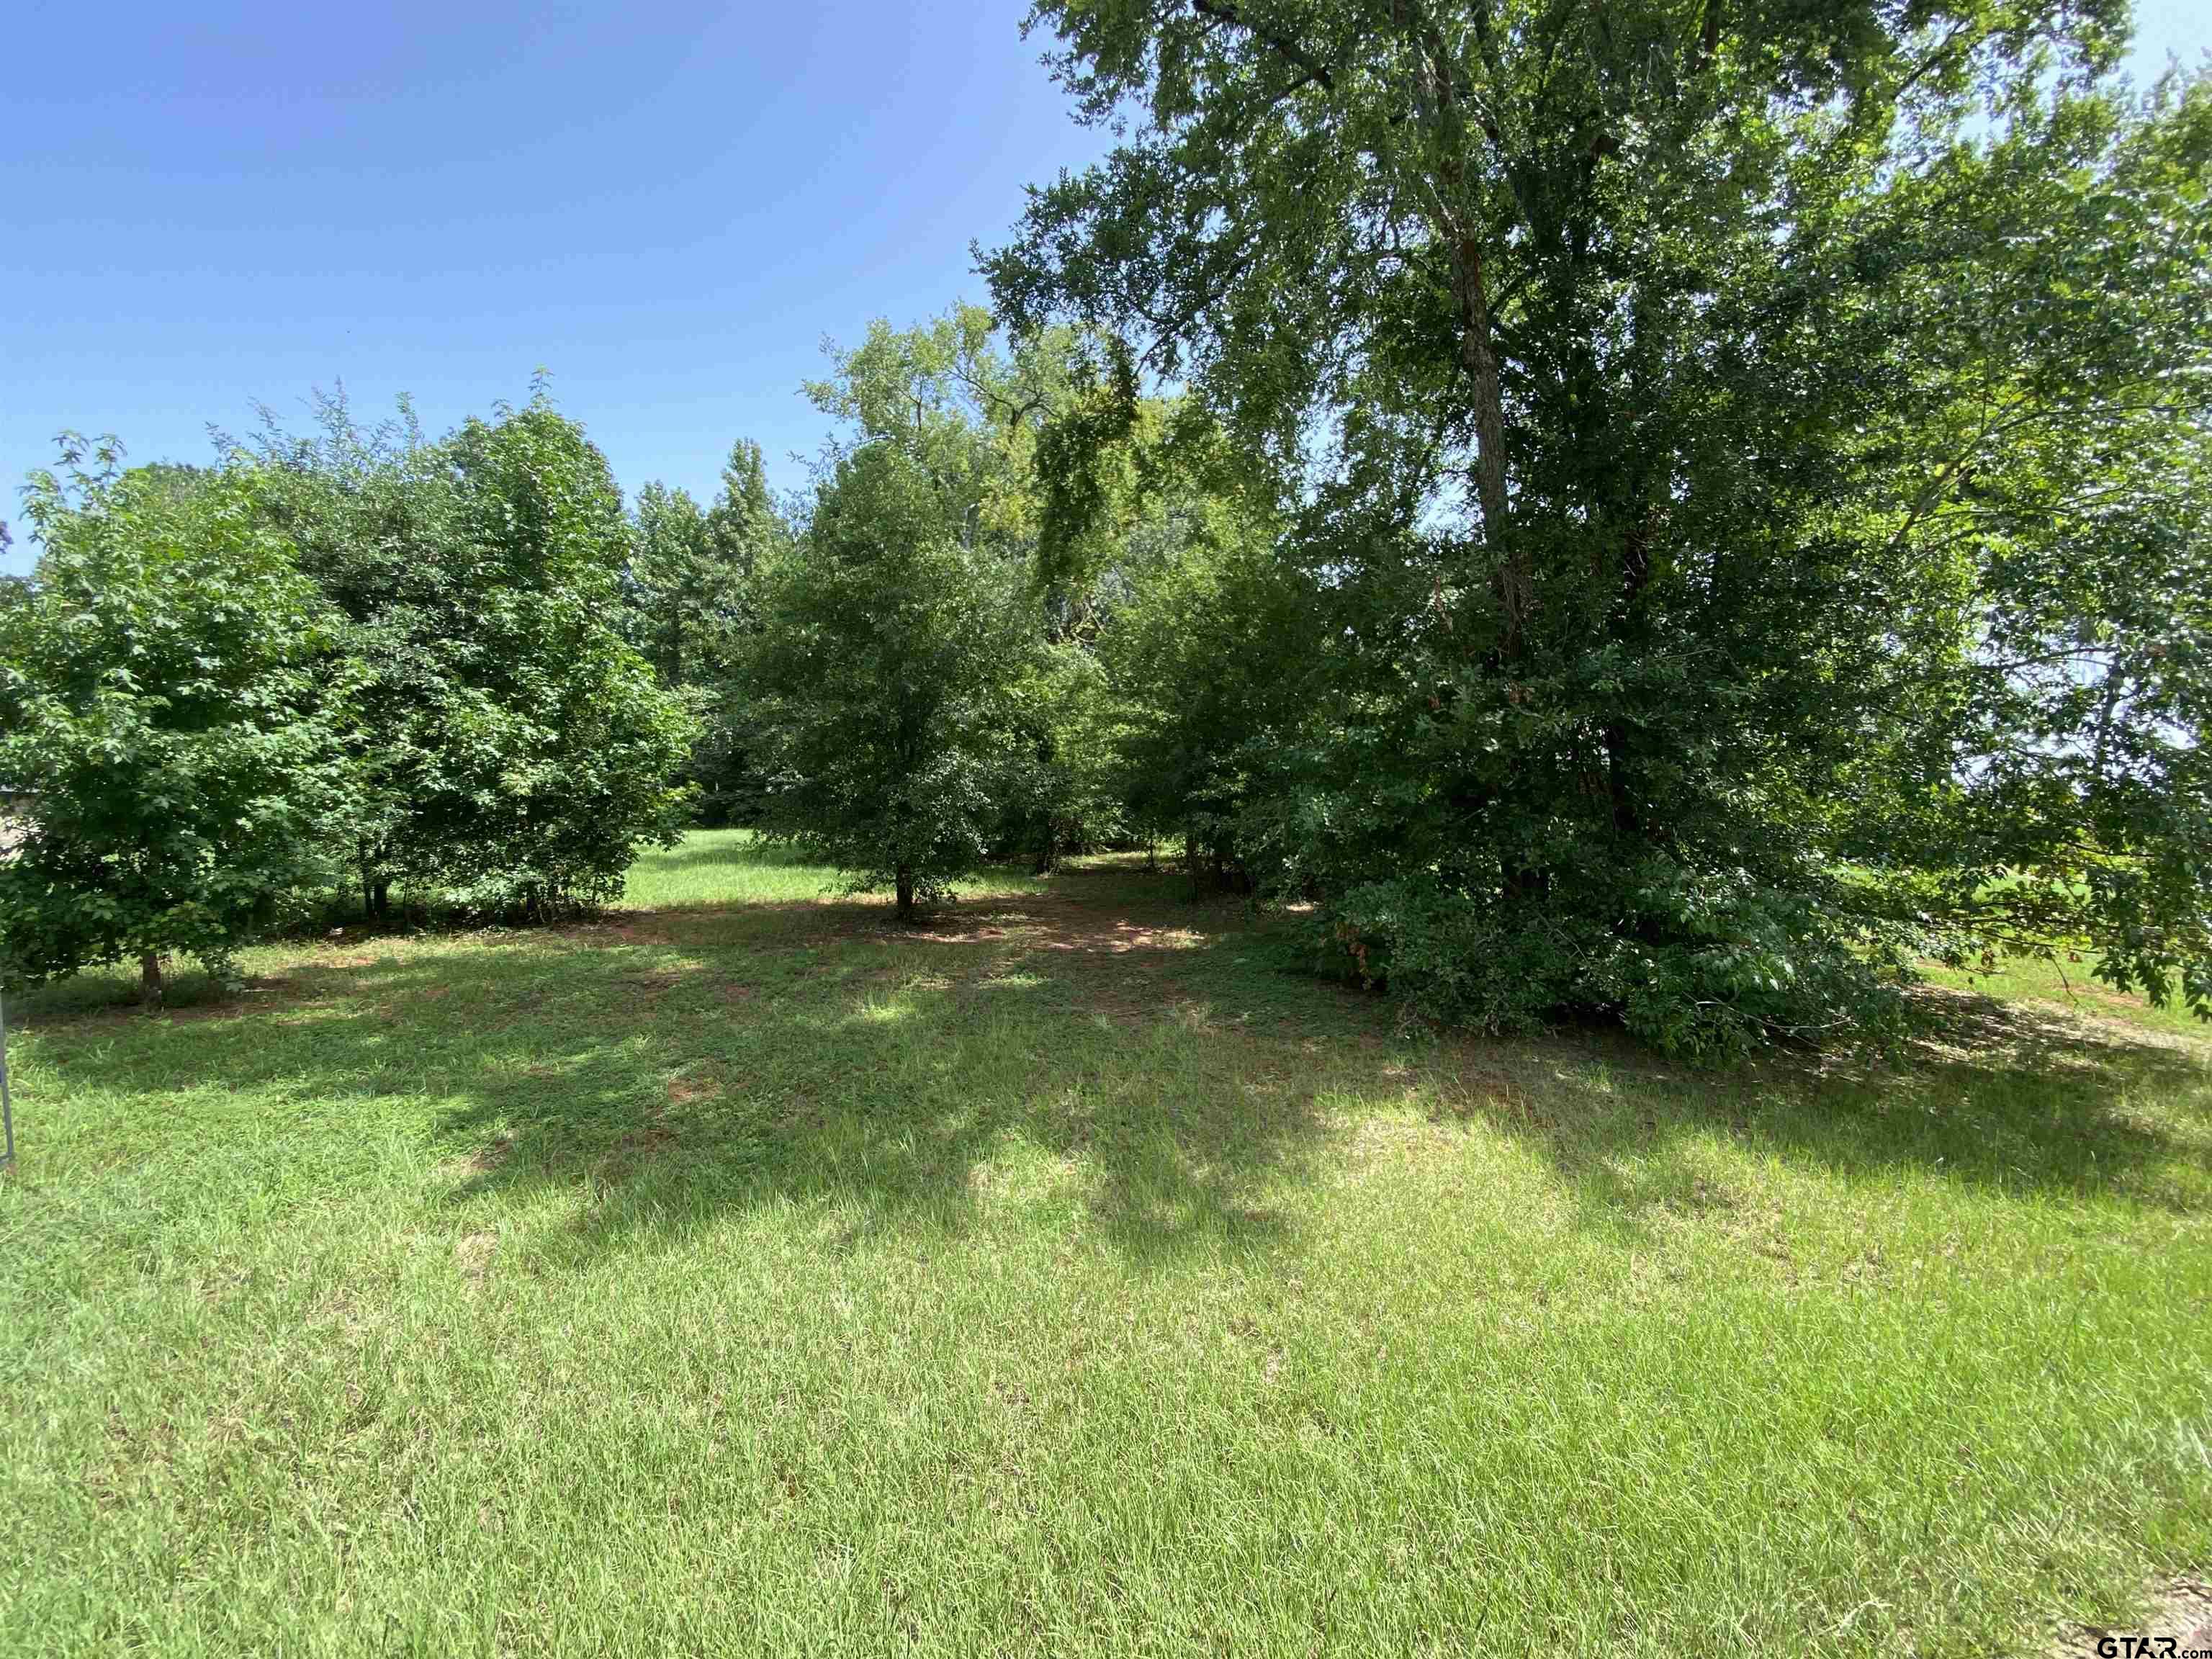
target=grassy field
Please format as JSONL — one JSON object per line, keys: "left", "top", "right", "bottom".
{"left": 1, "top": 830, "right": 2207, "bottom": 1655}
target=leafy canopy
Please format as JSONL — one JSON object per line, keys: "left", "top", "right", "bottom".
{"left": 989, "top": 0, "right": 2212, "bottom": 1052}
{"left": 250, "top": 391, "right": 697, "bottom": 917}
{"left": 747, "top": 441, "right": 1040, "bottom": 920}
{"left": 0, "top": 444, "right": 359, "bottom": 992}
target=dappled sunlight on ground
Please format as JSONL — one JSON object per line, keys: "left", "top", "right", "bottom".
{"left": 4, "top": 831, "right": 2208, "bottom": 1654}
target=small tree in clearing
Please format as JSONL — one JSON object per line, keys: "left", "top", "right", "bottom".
{"left": 746, "top": 443, "right": 1035, "bottom": 921}
{"left": 0, "top": 445, "right": 359, "bottom": 999}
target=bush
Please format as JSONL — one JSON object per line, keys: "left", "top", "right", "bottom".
{"left": 0, "top": 447, "right": 359, "bottom": 995}
{"left": 1318, "top": 863, "right": 1911, "bottom": 1061}
{"left": 255, "top": 394, "right": 697, "bottom": 919}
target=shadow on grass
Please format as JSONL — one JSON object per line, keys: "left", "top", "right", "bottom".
{"left": 1439, "top": 986, "right": 2211, "bottom": 1240}
{"left": 15, "top": 867, "right": 2208, "bottom": 1264}
{"left": 12, "top": 885, "right": 1324, "bottom": 1267}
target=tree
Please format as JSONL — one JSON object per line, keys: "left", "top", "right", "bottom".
{"left": 627, "top": 443, "right": 788, "bottom": 691}
{"left": 1030, "top": 386, "right": 1323, "bottom": 884}
{"left": 989, "top": 1, "right": 2212, "bottom": 1052}
{"left": 253, "top": 391, "right": 697, "bottom": 918}
{"left": 704, "top": 439, "right": 788, "bottom": 583}
{"left": 736, "top": 306, "right": 1103, "bottom": 912}
{"left": 626, "top": 441, "right": 792, "bottom": 825}
{"left": 626, "top": 481, "right": 719, "bottom": 687}
{"left": 747, "top": 441, "right": 1039, "bottom": 920}
{"left": 0, "top": 443, "right": 359, "bottom": 999}
{"left": 1096, "top": 500, "right": 1318, "bottom": 888}
{"left": 1002, "top": 638, "right": 1126, "bottom": 871}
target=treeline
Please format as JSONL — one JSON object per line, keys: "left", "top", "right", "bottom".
{"left": 974, "top": 2, "right": 2212, "bottom": 1056}
{"left": 5, "top": 0, "right": 2211, "bottom": 1058}
{"left": 0, "top": 331, "right": 1298, "bottom": 1003}
{"left": 0, "top": 400, "right": 698, "bottom": 999}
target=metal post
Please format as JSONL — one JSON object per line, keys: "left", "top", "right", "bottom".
{"left": 1, "top": 988, "right": 13, "bottom": 1171}
{"left": 1, "top": 784, "right": 22, "bottom": 1170}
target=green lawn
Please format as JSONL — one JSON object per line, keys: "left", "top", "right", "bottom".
{"left": 2, "top": 830, "right": 2207, "bottom": 1655}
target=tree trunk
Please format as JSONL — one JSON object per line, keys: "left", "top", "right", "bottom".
{"left": 1393, "top": 10, "right": 1523, "bottom": 657}
{"left": 372, "top": 878, "right": 391, "bottom": 920}
{"left": 1601, "top": 721, "right": 1639, "bottom": 837}
{"left": 895, "top": 866, "right": 916, "bottom": 923}
{"left": 1451, "top": 229, "right": 1517, "bottom": 642}
{"left": 139, "top": 951, "right": 164, "bottom": 1006}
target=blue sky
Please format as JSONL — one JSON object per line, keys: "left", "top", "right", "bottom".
{"left": 0, "top": 1, "right": 1112, "bottom": 570}
{"left": 2, "top": 0, "right": 2204, "bottom": 575}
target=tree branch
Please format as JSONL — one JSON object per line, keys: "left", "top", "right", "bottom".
{"left": 1187, "top": 0, "right": 1336, "bottom": 91}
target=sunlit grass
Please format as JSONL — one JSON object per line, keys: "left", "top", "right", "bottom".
{"left": 1923, "top": 948, "right": 2212, "bottom": 1044}
{"left": 621, "top": 827, "right": 1051, "bottom": 912}
{"left": 1, "top": 835, "right": 2207, "bottom": 1655}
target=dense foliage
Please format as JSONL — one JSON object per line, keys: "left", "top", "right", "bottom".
{"left": 746, "top": 313, "right": 1060, "bottom": 919}
{"left": 5, "top": 6, "right": 2203, "bottom": 1051}
{"left": 985, "top": 0, "right": 2212, "bottom": 1053}
{"left": 253, "top": 394, "right": 697, "bottom": 919}
{"left": 1088, "top": 460, "right": 1320, "bottom": 886}
{"left": 624, "top": 440, "right": 790, "bottom": 824}
{"left": 748, "top": 444, "right": 1039, "bottom": 919}
{"left": 1, "top": 398, "right": 699, "bottom": 994}
{"left": 0, "top": 446, "right": 359, "bottom": 997}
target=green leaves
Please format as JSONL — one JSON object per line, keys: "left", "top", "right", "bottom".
{"left": 747, "top": 441, "right": 1042, "bottom": 920}
{"left": 246, "top": 393, "right": 698, "bottom": 921}
{"left": 0, "top": 458, "right": 360, "bottom": 989}
{"left": 1, "top": 399, "right": 701, "bottom": 990}
{"left": 622, "top": 441, "right": 791, "bottom": 827}
{"left": 989, "top": 0, "right": 2212, "bottom": 1053}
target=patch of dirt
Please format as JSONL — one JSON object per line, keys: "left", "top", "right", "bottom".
{"left": 467, "top": 1133, "right": 513, "bottom": 1175}
{"left": 908, "top": 901, "right": 1208, "bottom": 957}
{"left": 2051, "top": 1578, "right": 2212, "bottom": 1658}
{"left": 666, "top": 1073, "right": 717, "bottom": 1106}
{"left": 617, "top": 967, "right": 695, "bottom": 999}
{"left": 454, "top": 1230, "right": 498, "bottom": 1283}
{"left": 918, "top": 924, "right": 1016, "bottom": 943}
